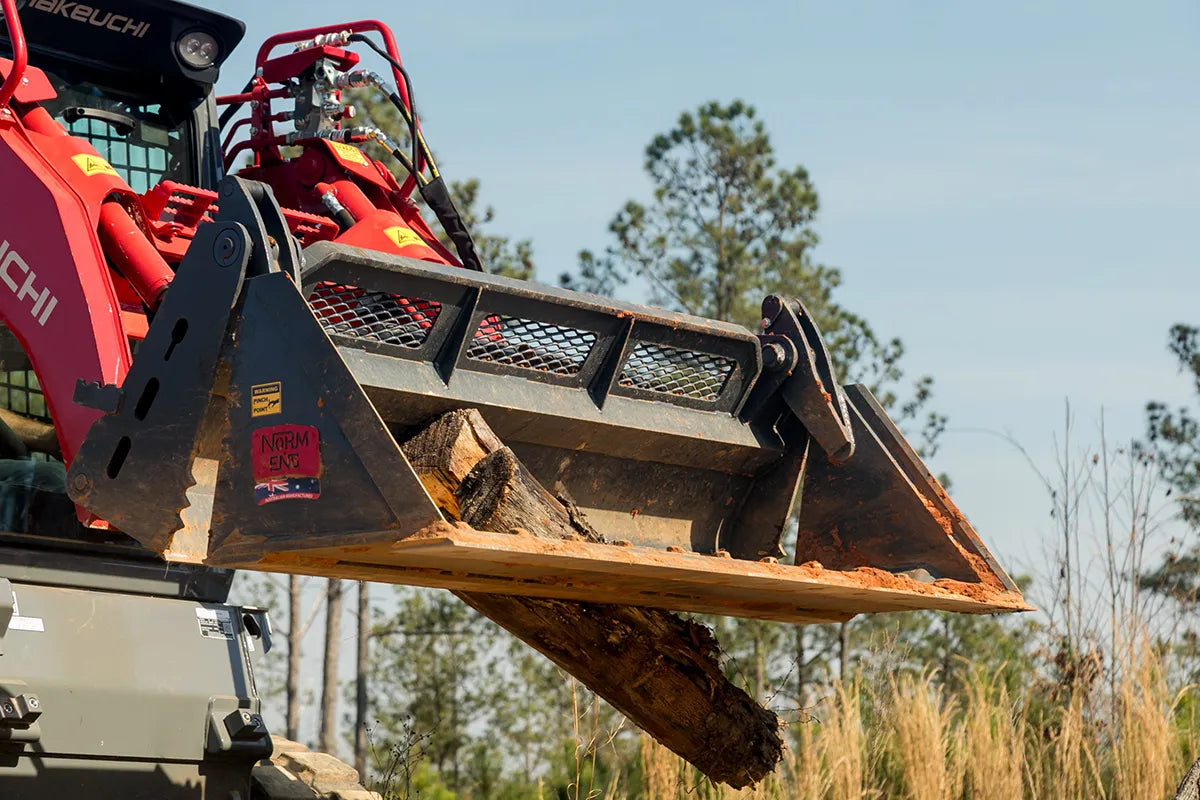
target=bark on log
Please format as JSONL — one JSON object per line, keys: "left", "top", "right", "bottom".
{"left": 402, "top": 410, "right": 783, "bottom": 788}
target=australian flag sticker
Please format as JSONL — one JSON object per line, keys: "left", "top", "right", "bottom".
{"left": 251, "top": 424, "right": 322, "bottom": 505}
{"left": 254, "top": 477, "right": 321, "bottom": 505}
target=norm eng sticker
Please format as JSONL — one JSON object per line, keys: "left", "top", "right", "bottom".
{"left": 252, "top": 423, "right": 321, "bottom": 505}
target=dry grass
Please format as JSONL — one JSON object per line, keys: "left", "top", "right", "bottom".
{"left": 640, "top": 734, "right": 680, "bottom": 800}
{"left": 638, "top": 734, "right": 785, "bottom": 800}
{"left": 786, "top": 718, "right": 823, "bottom": 800}
{"left": 1030, "top": 689, "right": 1106, "bottom": 800}
{"left": 886, "top": 673, "right": 962, "bottom": 800}
{"left": 578, "top": 637, "right": 1196, "bottom": 800}
{"left": 961, "top": 674, "right": 1024, "bottom": 800}
{"left": 820, "top": 679, "right": 867, "bottom": 800}
{"left": 1112, "top": 651, "right": 1179, "bottom": 800}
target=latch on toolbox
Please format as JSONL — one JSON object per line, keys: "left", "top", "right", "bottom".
{"left": 0, "top": 680, "right": 43, "bottom": 749}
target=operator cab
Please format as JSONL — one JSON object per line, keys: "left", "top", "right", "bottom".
{"left": 42, "top": 67, "right": 197, "bottom": 192}
{"left": 1, "top": 0, "right": 244, "bottom": 189}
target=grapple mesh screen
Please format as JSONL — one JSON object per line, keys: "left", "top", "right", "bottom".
{"left": 467, "top": 316, "right": 596, "bottom": 376}
{"left": 619, "top": 342, "right": 734, "bottom": 401}
{"left": 308, "top": 282, "right": 441, "bottom": 349}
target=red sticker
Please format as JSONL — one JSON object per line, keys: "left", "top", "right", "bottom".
{"left": 252, "top": 424, "right": 321, "bottom": 481}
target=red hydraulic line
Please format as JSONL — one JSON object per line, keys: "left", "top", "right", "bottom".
{"left": 254, "top": 21, "right": 414, "bottom": 114}
{"left": 223, "top": 135, "right": 285, "bottom": 172}
{"left": 215, "top": 85, "right": 291, "bottom": 107}
{"left": 19, "top": 106, "right": 66, "bottom": 137}
{"left": 0, "top": 0, "right": 29, "bottom": 109}
{"left": 221, "top": 116, "right": 253, "bottom": 153}
{"left": 326, "top": 179, "right": 377, "bottom": 221}
{"left": 97, "top": 202, "right": 173, "bottom": 311}
{"left": 221, "top": 113, "right": 288, "bottom": 153}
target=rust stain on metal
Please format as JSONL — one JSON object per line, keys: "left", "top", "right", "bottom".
{"left": 417, "top": 528, "right": 1030, "bottom": 610}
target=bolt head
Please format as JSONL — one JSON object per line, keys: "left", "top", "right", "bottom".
{"left": 69, "top": 471, "right": 93, "bottom": 497}
{"left": 214, "top": 232, "right": 240, "bottom": 267}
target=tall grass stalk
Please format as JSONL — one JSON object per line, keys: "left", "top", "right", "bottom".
{"left": 1113, "top": 650, "right": 1177, "bottom": 799}
{"left": 887, "top": 672, "right": 962, "bottom": 800}
{"left": 821, "top": 678, "right": 867, "bottom": 800}
{"left": 961, "top": 672, "right": 1024, "bottom": 800}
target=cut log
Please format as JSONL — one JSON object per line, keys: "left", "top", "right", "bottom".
{"left": 457, "top": 448, "right": 587, "bottom": 542}
{"left": 402, "top": 410, "right": 784, "bottom": 788}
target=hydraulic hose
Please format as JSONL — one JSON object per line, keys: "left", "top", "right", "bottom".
{"left": 347, "top": 34, "right": 422, "bottom": 176}
{"left": 343, "top": 35, "right": 484, "bottom": 271}
{"left": 217, "top": 77, "right": 255, "bottom": 131}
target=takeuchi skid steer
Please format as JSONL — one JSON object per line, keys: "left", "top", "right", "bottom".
{"left": 0, "top": 0, "right": 1025, "bottom": 793}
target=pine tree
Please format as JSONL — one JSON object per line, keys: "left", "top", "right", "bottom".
{"left": 319, "top": 579, "right": 343, "bottom": 755}
{"left": 354, "top": 581, "right": 370, "bottom": 776}
{"left": 1139, "top": 324, "right": 1200, "bottom": 649}
{"left": 343, "top": 87, "right": 535, "bottom": 279}
{"left": 368, "top": 588, "right": 497, "bottom": 794}
{"left": 562, "top": 99, "right": 951, "bottom": 703}
{"left": 287, "top": 575, "right": 301, "bottom": 740}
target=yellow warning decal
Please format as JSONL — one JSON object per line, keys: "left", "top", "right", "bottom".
{"left": 71, "top": 154, "right": 120, "bottom": 177}
{"left": 329, "top": 140, "right": 370, "bottom": 166}
{"left": 384, "top": 226, "right": 428, "bottom": 251}
{"left": 251, "top": 381, "right": 282, "bottom": 418}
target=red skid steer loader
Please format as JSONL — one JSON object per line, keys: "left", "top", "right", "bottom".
{"left": 0, "top": 1, "right": 1025, "bottom": 796}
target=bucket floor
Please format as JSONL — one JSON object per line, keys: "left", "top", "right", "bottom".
{"left": 210, "top": 523, "right": 1032, "bottom": 624}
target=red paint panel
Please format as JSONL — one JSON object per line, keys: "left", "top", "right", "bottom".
{"left": 0, "top": 125, "right": 133, "bottom": 468}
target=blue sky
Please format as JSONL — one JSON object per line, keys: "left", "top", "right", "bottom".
{"left": 208, "top": 0, "right": 1199, "bottom": 574}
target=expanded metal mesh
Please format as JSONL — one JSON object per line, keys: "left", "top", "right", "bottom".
{"left": 308, "top": 282, "right": 441, "bottom": 349}
{"left": 466, "top": 316, "right": 596, "bottom": 376}
{"left": 305, "top": 284, "right": 735, "bottom": 400}
{"left": 618, "top": 342, "right": 734, "bottom": 401}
